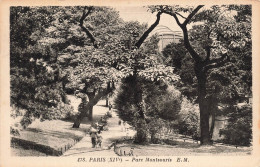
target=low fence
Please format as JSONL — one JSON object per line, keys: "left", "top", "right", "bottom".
{"left": 109, "top": 132, "right": 201, "bottom": 157}
{"left": 113, "top": 144, "right": 134, "bottom": 156}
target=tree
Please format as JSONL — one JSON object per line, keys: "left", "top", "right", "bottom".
{"left": 34, "top": 7, "right": 126, "bottom": 127}
{"left": 114, "top": 30, "right": 180, "bottom": 143}
{"left": 32, "top": 6, "right": 174, "bottom": 129}
{"left": 67, "top": 7, "right": 179, "bottom": 129}
{"left": 10, "top": 7, "right": 73, "bottom": 128}
{"left": 149, "top": 5, "right": 252, "bottom": 144}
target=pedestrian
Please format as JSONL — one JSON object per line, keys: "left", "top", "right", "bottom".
{"left": 109, "top": 103, "right": 112, "bottom": 111}
{"left": 126, "top": 127, "right": 129, "bottom": 137}
{"left": 90, "top": 127, "right": 97, "bottom": 148}
{"left": 120, "top": 120, "right": 124, "bottom": 132}
{"left": 96, "top": 132, "right": 103, "bottom": 148}
{"left": 123, "top": 121, "right": 126, "bottom": 132}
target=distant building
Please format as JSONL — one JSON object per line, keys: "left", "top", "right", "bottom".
{"left": 150, "top": 25, "right": 183, "bottom": 52}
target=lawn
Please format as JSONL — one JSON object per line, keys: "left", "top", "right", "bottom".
{"left": 11, "top": 97, "right": 110, "bottom": 156}
{"left": 11, "top": 146, "right": 47, "bottom": 156}
{"left": 116, "top": 141, "right": 252, "bottom": 156}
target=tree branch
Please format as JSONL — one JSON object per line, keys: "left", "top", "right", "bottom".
{"left": 203, "top": 29, "right": 214, "bottom": 63}
{"left": 80, "top": 6, "right": 92, "bottom": 24}
{"left": 183, "top": 5, "right": 204, "bottom": 26}
{"left": 79, "top": 6, "right": 98, "bottom": 48}
{"left": 162, "top": 6, "right": 204, "bottom": 62}
{"left": 182, "top": 26, "right": 202, "bottom": 62}
{"left": 135, "top": 12, "right": 162, "bottom": 48}
{"left": 175, "top": 12, "right": 187, "bottom": 19}
{"left": 87, "top": 87, "right": 113, "bottom": 106}
{"left": 180, "top": 6, "right": 204, "bottom": 62}
{"left": 162, "top": 11, "right": 182, "bottom": 27}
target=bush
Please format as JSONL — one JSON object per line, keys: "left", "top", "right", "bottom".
{"left": 10, "top": 127, "right": 20, "bottom": 136}
{"left": 64, "top": 109, "right": 77, "bottom": 121}
{"left": 41, "top": 103, "right": 74, "bottom": 121}
{"left": 134, "top": 119, "right": 149, "bottom": 144}
{"left": 21, "top": 116, "right": 33, "bottom": 129}
{"left": 147, "top": 118, "right": 166, "bottom": 143}
{"left": 220, "top": 104, "right": 252, "bottom": 146}
{"left": 177, "top": 97, "right": 200, "bottom": 137}
{"left": 145, "top": 86, "right": 181, "bottom": 121}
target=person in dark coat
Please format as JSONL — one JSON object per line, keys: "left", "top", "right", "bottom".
{"left": 109, "top": 103, "right": 112, "bottom": 111}
{"left": 90, "top": 127, "right": 97, "bottom": 148}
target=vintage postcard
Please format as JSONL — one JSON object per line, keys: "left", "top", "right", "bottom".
{"left": 0, "top": 0, "right": 260, "bottom": 167}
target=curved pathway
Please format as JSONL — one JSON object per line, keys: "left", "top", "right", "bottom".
{"left": 62, "top": 102, "right": 135, "bottom": 157}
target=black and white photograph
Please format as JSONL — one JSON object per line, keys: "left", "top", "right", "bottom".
{"left": 1, "top": 1, "right": 259, "bottom": 167}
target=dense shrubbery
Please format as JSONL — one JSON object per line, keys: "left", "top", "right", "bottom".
{"left": 114, "top": 76, "right": 183, "bottom": 143}
{"left": 147, "top": 118, "right": 168, "bottom": 143}
{"left": 177, "top": 98, "right": 200, "bottom": 138}
{"left": 220, "top": 104, "right": 252, "bottom": 147}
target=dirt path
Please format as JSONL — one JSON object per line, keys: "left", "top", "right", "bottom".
{"left": 62, "top": 102, "right": 135, "bottom": 157}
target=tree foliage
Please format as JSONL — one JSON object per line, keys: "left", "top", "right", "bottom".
{"left": 10, "top": 7, "right": 73, "bottom": 127}
{"left": 149, "top": 5, "right": 252, "bottom": 144}
{"left": 10, "top": 6, "right": 178, "bottom": 129}
{"left": 114, "top": 77, "right": 181, "bottom": 143}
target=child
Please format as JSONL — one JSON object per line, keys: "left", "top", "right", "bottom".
{"left": 96, "top": 132, "right": 103, "bottom": 148}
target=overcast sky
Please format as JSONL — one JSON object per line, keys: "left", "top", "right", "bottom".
{"left": 114, "top": 6, "right": 183, "bottom": 32}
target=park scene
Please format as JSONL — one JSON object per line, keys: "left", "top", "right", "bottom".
{"left": 10, "top": 5, "right": 252, "bottom": 156}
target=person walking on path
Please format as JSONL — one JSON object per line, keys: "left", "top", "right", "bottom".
{"left": 96, "top": 132, "right": 103, "bottom": 148}
{"left": 121, "top": 121, "right": 126, "bottom": 132}
{"left": 90, "top": 127, "right": 98, "bottom": 148}
{"left": 108, "top": 103, "right": 112, "bottom": 111}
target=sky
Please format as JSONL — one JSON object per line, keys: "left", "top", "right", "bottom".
{"left": 114, "top": 6, "right": 183, "bottom": 32}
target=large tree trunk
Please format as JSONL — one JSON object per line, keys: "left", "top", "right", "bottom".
{"left": 72, "top": 110, "right": 87, "bottom": 128}
{"left": 72, "top": 83, "right": 114, "bottom": 128}
{"left": 195, "top": 64, "right": 211, "bottom": 145}
{"left": 88, "top": 105, "right": 94, "bottom": 121}
{"left": 72, "top": 104, "right": 94, "bottom": 128}
{"left": 209, "top": 112, "right": 215, "bottom": 140}
{"left": 72, "top": 91, "right": 95, "bottom": 128}
{"left": 131, "top": 73, "right": 148, "bottom": 143}
{"left": 87, "top": 92, "right": 95, "bottom": 121}
{"left": 199, "top": 99, "right": 211, "bottom": 145}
